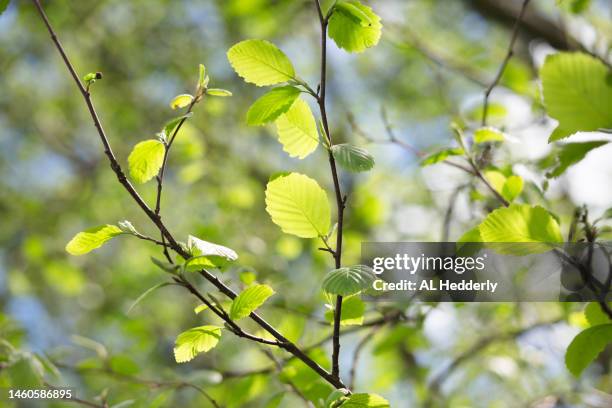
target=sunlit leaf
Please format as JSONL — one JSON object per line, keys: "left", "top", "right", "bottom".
{"left": 322, "top": 265, "right": 376, "bottom": 296}
{"left": 227, "top": 39, "right": 295, "bottom": 86}
{"left": 342, "top": 393, "right": 390, "bottom": 407}
{"left": 331, "top": 144, "right": 375, "bottom": 172}
{"left": 265, "top": 173, "right": 331, "bottom": 238}
{"left": 229, "top": 284, "right": 275, "bottom": 320}
{"left": 474, "top": 127, "right": 505, "bottom": 143}
{"left": 66, "top": 225, "right": 123, "bottom": 256}
{"left": 546, "top": 141, "right": 608, "bottom": 178}
{"left": 275, "top": 98, "right": 319, "bottom": 159}
{"left": 170, "top": 94, "right": 194, "bottom": 110}
{"left": 247, "top": 86, "right": 300, "bottom": 125}
{"left": 187, "top": 235, "right": 238, "bottom": 261}
{"left": 324, "top": 295, "right": 365, "bottom": 326}
{"left": 206, "top": 88, "right": 232, "bottom": 97}
{"left": 501, "top": 175, "right": 523, "bottom": 202}
{"left": 541, "top": 52, "right": 612, "bottom": 141}
{"left": 420, "top": 148, "right": 464, "bottom": 167}
{"left": 174, "top": 326, "right": 222, "bottom": 363}
{"left": 565, "top": 323, "right": 612, "bottom": 376}
{"left": 128, "top": 139, "right": 165, "bottom": 183}
{"left": 329, "top": 1, "right": 382, "bottom": 53}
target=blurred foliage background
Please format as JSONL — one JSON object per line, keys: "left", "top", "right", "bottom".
{"left": 1, "top": 0, "right": 611, "bottom": 407}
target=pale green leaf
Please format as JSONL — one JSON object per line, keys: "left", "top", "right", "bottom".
{"left": 275, "top": 98, "right": 319, "bottom": 159}
{"left": 420, "top": 148, "right": 464, "bottom": 167}
{"left": 163, "top": 113, "right": 193, "bottom": 138}
{"left": 479, "top": 204, "right": 563, "bottom": 255}
{"left": 484, "top": 170, "right": 506, "bottom": 194}
{"left": 66, "top": 225, "right": 123, "bottom": 256}
{"left": 0, "top": 0, "right": 10, "bottom": 15}
{"left": 331, "top": 144, "right": 375, "bottom": 172}
{"left": 194, "top": 304, "right": 209, "bottom": 314}
{"left": 328, "top": 1, "right": 382, "bottom": 53}
{"left": 198, "top": 64, "right": 207, "bottom": 88}
{"left": 128, "top": 139, "right": 165, "bottom": 183}
{"left": 206, "top": 88, "right": 232, "bottom": 97}
{"left": 541, "top": 52, "right": 612, "bottom": 141}
{"left": 342, "top": 393, "right": 390, "bottom": 407}
{"left": 247, "top": 86, "right": 300, "bottom": 125}
{"left": 187, "top": 235, "right": 238, "bottom": 261}
{"left": 170, "top": 94, "right": 194, "bottom": 110}
{"left": 174, "top": 325, "right": 222, "bottom": 363}
{"left": 474, "top": 127, "right": 505, "bottom": 143}
{"left": 324, "top": 295, "right": 365, "bottom": 326}
{"left": 227, "top": 39, "right": 295, "bottom": 86}
{"left": 565, "top": 324, "right": 612, "bottom": 376}
{"left": 547, "top": 141, "right": 608, "bottom": 178}
{"left": 322, "top": 265, "right": 376, "bottom": 296}
{"left": 229, "top": 284, "right": 275, "bottom": 320}
{"left": 265, "top": 173, "right": 331, "bottom": 238}
{"left": 585, "top": 302, "right": 612, "bottom": 326}
{"left": 502, "top": 175, "right": 523, "bottom": 202}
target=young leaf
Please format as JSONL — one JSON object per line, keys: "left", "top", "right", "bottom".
{"left": 474, "top": 127, "right": 505, "bottom": 143}
{"left": 565, "top": 324, "right": 612, "bottom": 376}
{"left": 174, "top": 325, "right": 223, "bottom": 363}
{"left": 127, "top": 282, "right": 173, "bottom": 315}
{"left": 501, "top": 175, "right": 523, "bottom": 202}
{"left": 324, "top": 295, "right": 365, "bottom": 326}
{"left": 187, "top": 235, "right": 238, "bottom": 260}
{"left": 247, "top": 86, "right": 301, "bottom": 126}
{"left": 194, "top": 304, "right": 209, "bottom": 314}
{"left": 322, "top": 265, "right": 376, "bottom": 296}
{"left": 206, "top": 88, "right": 232, "bottom": 97}
{"left": 227, "top": 39, "right": 295, "bottom": 86}
{"left": 229, "top": 284, "right": 275, "bottom": 320}
{"left": 331, "top": 144, "right": 375, "bottom": 172}
{"left": 341, "top": 393, "right": 390, "bottom": 407}
{"left": 546, "top": 141, "right": 608, "bottom": 178}
{"left": 66, "top": 225, "right": 123, "bottom": 256}
{"left": 128, "top": 139, "right": 165, "bottom": 184}
{"left": 479, "top": 204, "right": 563, "bottom": 255}
{"left": 328, "top": 1, "right": 382, "bottom": 53}
{"left": 275, "top": 98, "right": 319, "bottom": 159}
{"left": 170, "top": 94, "right": 194, "bottom": 110}
{"left": 541, "top": 52, "right": 612, "bottom": 141}
{"left": 420, "top": 148, "right": 464, "bottom": 167}
{"left": 265, "top": 172, "right": 331, "bottom": 238}
{"left": 585, "top": 302, "right": 612, "bottom": 326}
{"left": 198, "top": 64, "right": 207, "bottom": 88}
{"left": 163, "top": 113, "right": 193, "bottom": 137}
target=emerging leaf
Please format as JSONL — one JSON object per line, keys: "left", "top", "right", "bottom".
{"left": 329, "top": 1, "right": 382, "bottom": 53}
{"left": 65, "top": 225, "right": 123, "bottom": 256}
{"left": 265, "top": 173, "right": 331, "bottom": 238}
{"left": 474, "top": 127, "right": 505, "bottom": 143}
{"left": 565, "top": 323, "right": 612, "bottom": 376}
{"left": 331, "top": 144, "right": 375, "bottom": 172}
{"left": 206, "top": 88, "right": 232, "bottom": 97}
{"left": 324, "top": 295, "right": 365, "bottom": 326}
{"left": 247, "top": 86, "right": 301, "bottom": 126}
{"left": 170, "top": 94, "right": 194, "bottom": 110}
{"left": 174, "top": 325, "right": 222, "bottom": 363}
{"left": 322, "top": 265, "right": 376, "bottom": 296}
{"left": 341, "top": 393, "right": 390, "bottom": 407}
{"left": 275, "top": 98, "right": 319, "bottom": 159}
{"left": 541, "top": 52, "right": 612, "bottom": 141}
{"left": 229, "top": 284, "right": 275, "bottom": 320}
{"left": 194, "top": 304, "right": 209, "bottom": 314}
{"left": 546, "top": 141, "right": 608, "bottom": 178}
{"left": 420, "top": 148, "right": 464, "bottom": 167}
{"left": 478, "top": 204, "right": 563, "bottom": 255}
{"left": 198, "top": 63, "right": 208, "bottom": 88}
{"left": 227, "top": 39, "right": 295, "bottom": 86}
{"left": 163, "top": 113, "right": 193, "bottom": 138}
{"left": 187, "top": 235, "right": 238, "bottom": 262}
{"left": 501, "top": 175, "right": 523, "bottom": 202}
{"left": 128, "top": 139, "right": 166, "bottom": 184}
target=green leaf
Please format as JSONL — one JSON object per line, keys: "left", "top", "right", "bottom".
{"left": 474, "top": 127, "right": 505, "bottom": 143}
{"left": 128, "top": 139, "right": 165, "bottom": 183}
{"left": 565, "top": 324, "right": 612, "bottom": 376}
{"left": 541, "top": 52, "right": 612, "bottom": 141}
{"left": 229, "top": 284, "right": 275, "bottom": 320}
{"left": 174, "top": 325, "right": 222, "bottom": 363}
{"left": 247, "top": 86, "right": 300, "bottom": 126}
{"left": 206, "top": 88, "right": 232, "bottom": 97}
{"left": 478, "top": 204, "right": 563, "bottom": 255}
{"left": 341, "top": 393, "right": 390, "bottom": 407}
{"left": 0, "top": 0, "right": 10, "bottom": 15}
{"left": 501, "top": 175, "right": 524, "bottom": 202}
{"left": 322, "top": 265, "right": 376, "bottom": 296}
{"left": 547, "top": 141, "right": 608, "bottom": 178}
{"left": 66, "top": 225, "right": 123, "bottom": 256}
{"left": 420, "top": 148, "right": 464, "bottom": 167}
{"left": 227, "top": 39, "right": 295, "bottom": 86}
{"left": 187, "top": 235, "right": 238, "bottom": 261}
{"left": 265, "top": 173, "right": 331, "bottom": 238}
{"left": 194, "top": 304, "right": 209, "bottom": 314}
{"left": 585, "top": 302, "right": 612, "bottom": 326}
{"left": 331, "top": 144, "right": 375, "bottom": 172}
{"left": 275, "top": 98, "right": 319, "bottom": 159}
{"left": 324, "top": 295, "right": 365, "bottom": 326}
{"left": 170, "top": 94, "right": 194, "bottom": 110}
{"left": 127, "top": 282, "right": 173, "bottom": 315}
{"left": 163, "top": 113, "right": 193, "bottom": 137}
{"left": 483, "top": 170, "right": 506, "bottom": 194}
{"left": 328, "top": 1, "right": 382, "bottom": 53}
{"left": 198, "top": 64, "right": 208, "bottom": 88}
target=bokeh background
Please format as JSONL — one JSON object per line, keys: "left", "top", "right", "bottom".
{"left": 1, "top": 0, "right": 611, "bottom": 406}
